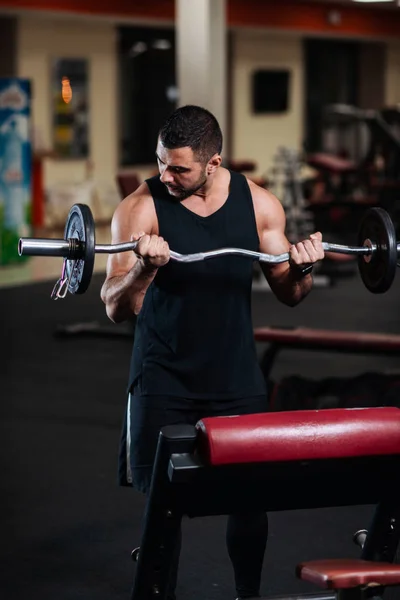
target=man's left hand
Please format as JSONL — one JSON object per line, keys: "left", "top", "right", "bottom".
{"left": 289, "top": 232, "right": 325, "bottom": 270}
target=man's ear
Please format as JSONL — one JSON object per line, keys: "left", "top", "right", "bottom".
{"left": 207, "top": 154, "right": 222, "bottom": 175}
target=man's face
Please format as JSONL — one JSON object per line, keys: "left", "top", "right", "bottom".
{"left": 156, "top": 139, "right": 208, "bottom": 200}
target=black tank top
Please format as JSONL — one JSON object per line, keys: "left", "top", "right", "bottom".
{"left": 128, "top": 170, "right": 266, "bottom": 401}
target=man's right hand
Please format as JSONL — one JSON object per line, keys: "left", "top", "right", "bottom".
{"left": 132, "top": 232, "right": 171, "bottom": 269}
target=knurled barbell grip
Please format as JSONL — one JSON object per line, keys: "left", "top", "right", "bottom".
{"left": 19, "top": 237, "right": 380, "bottom": 264}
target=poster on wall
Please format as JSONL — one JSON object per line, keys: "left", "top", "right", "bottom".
{"left": 51, "top": 58, "right": 89, "bottom": 159}
{"left": 0, "top": 78, "right": 32, "bottom": 266}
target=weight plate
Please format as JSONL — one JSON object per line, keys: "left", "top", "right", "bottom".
{"left": 64, "top": 204, "right": 95, "bottom": 294}
{"left": 357, "top": 207, "right": 397, "bottom": 294}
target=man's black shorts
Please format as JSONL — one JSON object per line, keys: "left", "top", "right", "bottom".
{"left": 118, "top": 393, "right": 268, "bottom": 493}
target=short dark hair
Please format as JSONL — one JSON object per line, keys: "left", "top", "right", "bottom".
{"left": 158, "top": 105, "right": 223, "bottom": 163}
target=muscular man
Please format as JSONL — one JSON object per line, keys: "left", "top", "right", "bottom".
{"left": 101, "top": 105, "right": 324, "bottom": 600}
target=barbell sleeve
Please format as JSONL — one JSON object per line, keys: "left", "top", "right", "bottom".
{"left": 19, "top": 237, "right": 379, "bottom": 264}
{"left": 18, "top": 238, "right": 71, "bottom": 257}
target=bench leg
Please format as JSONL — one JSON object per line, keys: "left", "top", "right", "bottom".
{"left": 361, "top": 500, "right": 400, "bottom": 563}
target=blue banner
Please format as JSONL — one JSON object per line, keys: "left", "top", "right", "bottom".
{"left": 0, "top": 78, "right": 32, "bottom": 265}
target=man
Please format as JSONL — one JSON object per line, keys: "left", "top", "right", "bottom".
{"left": 101, "top": 105, "right": 324, "bottom": 600}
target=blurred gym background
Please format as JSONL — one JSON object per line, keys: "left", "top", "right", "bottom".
{"left": 1, "top": 2, "right": 400, "bottom": 600}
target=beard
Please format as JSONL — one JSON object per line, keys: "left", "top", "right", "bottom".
{"left": 164, "top": 172, "right": 207, "bottom": 201}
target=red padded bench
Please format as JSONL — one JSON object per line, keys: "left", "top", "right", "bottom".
{"left": 254, "top": 326, "right": 400, "bottom": 378}
{"left": 297, "top": 559, "right": 400, "bottom": 590}
{"left": 197, "top": 408, "right": 400, "bottom": 599}
{"left": 166, "top": 407, "right": 400, "bottom": 513}
{"left": 196, "top": 407, "right": 400, "bottom": 466}
{"left": 132, "top": 407, "right": 400, "bottom": 600}
{"left": 307, "top": 153, "right": 357, "bottom": 175}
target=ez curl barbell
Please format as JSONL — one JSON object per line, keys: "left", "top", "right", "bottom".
{"left": 18, "top": 203, "right": 399, "bottom": 298}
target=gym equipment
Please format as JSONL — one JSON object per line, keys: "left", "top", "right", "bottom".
{"left": 61, "top": 203, "right": 95, "bottom": 296}
{"left": 267, "top": 146, "right": 315, "bottom": 242}
{"left": 307, "top": 105, "right": 400, "bottom": 221}
{"left": 253, "top": 326, "right": 400, "bottom": 380}
{"left": 317, "top": 104, "right": 400, "bottom": 183}
{"left": 18, "top": 203, "right": 399, "bottom": 296}
{"left": 130, "top": 406, "right": 400, "bottom": 600}
{"left": 357, "top": 207, "right": 397, "bottom": 293}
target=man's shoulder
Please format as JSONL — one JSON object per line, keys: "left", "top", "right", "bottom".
{"left": 246, "top": 177, "right": 279, "bottom": 205}
{"left": 246, "top": 178, "right": 286, "bottom": 228}
{"left": 114, "top": 182, "right": 156, "bottom": 222}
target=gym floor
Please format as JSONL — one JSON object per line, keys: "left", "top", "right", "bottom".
{"left": 2, "top": 250, "right": 400, "bottom": 600}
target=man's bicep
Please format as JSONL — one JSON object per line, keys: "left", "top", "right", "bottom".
{"left": 249, "top": 180, "right": 293, "bottom": 286}
{"left": 259, "top": 224, "right": 291, "bottom": 256}
{"left": 106, "top": 195, "right": 153, "bottom": 279}
{"left": 258, "top": 228, "right": 291, "bottom": 283}
{"left": 105, "top": 214, "right": 137, "bottom": 279}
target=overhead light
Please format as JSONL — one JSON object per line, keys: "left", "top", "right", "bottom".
{"left": 152, "top": 39, "right": 172, "bottom": 51}
{"left": 352, "top": 0, "right": 394, "bottom": 3}
{"left": 61, "top": 76, "right": 72, "bottom": 104}
{"left": 129, "top": 41, "right": 148, "bottom": 58}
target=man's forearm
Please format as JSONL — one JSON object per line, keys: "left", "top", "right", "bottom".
{"left": 101, "top": 260, "right": 157, "bottom": 322}
{"left": 270, "top": 265, "right": 313, "bottom": 307}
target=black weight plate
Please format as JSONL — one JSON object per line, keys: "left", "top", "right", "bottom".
{"left": 357, "top": 207, "right": 397, "bottom": 294}
{"left": 64, "top": 204, "right": 95, "bottom": 294}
